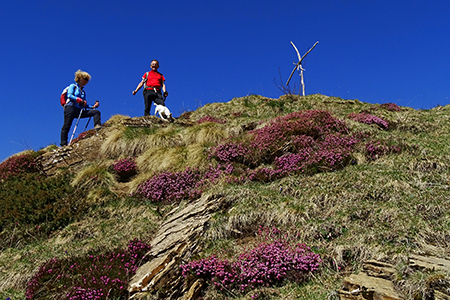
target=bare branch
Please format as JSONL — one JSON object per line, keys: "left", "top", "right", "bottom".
{"left": 290, "top": 41, "right": 306, "bottom": 96}
{"left": 274, "top": 68, "right": 296, "bottom": 95}
{"left": 290, "top": 41, "right": 302, "bottom": 61}
{"left": 286, "top": 41, "right": 319, "bottom": 86}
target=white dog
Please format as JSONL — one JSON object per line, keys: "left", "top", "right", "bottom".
{"left": 154, "top": 103, "right": 173, "bottom": 122}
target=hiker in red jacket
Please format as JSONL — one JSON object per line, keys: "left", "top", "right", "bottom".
{"left": 132, "top": 60, "right": 168, "bottom": 116}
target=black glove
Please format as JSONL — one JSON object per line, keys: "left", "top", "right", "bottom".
{"left": 164, "top": 91, "right": 168, "bottom": 97}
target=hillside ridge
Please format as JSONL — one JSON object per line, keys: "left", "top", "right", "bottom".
{"left": 1, "top": 94, "right": 450, "bottom": 300}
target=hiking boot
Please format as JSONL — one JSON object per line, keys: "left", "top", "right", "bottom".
{"left": 94, "top": 124, "right": 103, "bottom": 131}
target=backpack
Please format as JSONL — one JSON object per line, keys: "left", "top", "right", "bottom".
{"left": 60, "top": 83, "right": 81, "bottom": 107}
{"left": 60, "top": 84, "right": 72, "bottom": 107}
{"left": 143, "top": 72, "right": 150, "bottom": 89}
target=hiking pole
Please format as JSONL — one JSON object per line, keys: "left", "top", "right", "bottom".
{"left": 69, "top": 108, "right": 84, "bottom": 144}
{"left": 84, "top": 116, "right": 92, "bottom": 131}
{"left": 83, "top": 101, "right": 99, "bottom": 131}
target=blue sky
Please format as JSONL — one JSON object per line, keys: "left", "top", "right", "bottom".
{"left": 1, "top": 0, "right": 449, "bottom": 162}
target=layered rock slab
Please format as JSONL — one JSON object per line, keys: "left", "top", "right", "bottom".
{"left": 128, "top": 194, "right": 226, "bottom": 299}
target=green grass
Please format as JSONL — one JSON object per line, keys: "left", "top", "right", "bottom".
{"left": 122, "top": 126, "right": 157, "bottom": 140}
{"left": 3, "top": 93, "right": 450, "bottom": 299}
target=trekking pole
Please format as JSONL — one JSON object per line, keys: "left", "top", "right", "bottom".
{"left": 84, "top": 116, "right": 92, "bottom": 131}
{"left": 84, "top": 100, "right": 98, "bottom": 131}
{"left": 69, "top": 108, "right": 84, "bottom": 144}
{"left": 83, "top": 101, "right": 99, "bottom": 131}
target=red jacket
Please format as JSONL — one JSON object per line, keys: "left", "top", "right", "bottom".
{"left": 143, "top": 70, "right": 165, "bottom": 89}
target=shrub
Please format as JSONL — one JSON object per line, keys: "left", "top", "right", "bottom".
{"left": 112, "top": 157, "right": 137, "bottom": 181}
{"left": 246, "top": 110, "right": 347, "bottom": 163}
{"left": 0, "top": 172, "right": 85, "bottom": 250}
{"left": 0, "top": 153, "right": 38, "bottom": 180}
{"left": 208, "top": 110, "right": 358, "bottom": 182}
{"left": 379, "top": 102, "right": 401, "bottom": 111}
{"left": 197, "top": 116, "right": 226, "bottom": 124}
{"left": 235, "top": 241, "right": 320, "bottom": 291}
{"left": 365, "top": 141, "right": 402, "bottom": 160}
{"left": 134, "top": 164, "right": 235, "bottom": 202}
{"left": 210, "top": 110, "right": 350, "bottom": 168}
{"left": 208, "top": 142, "right": 249, "bottom": 163}
{"left": 348, "top": 113, "right": 389, "bottom": 130}
{"left": 26, "top": 238, "right": 151, "bottom": 300}
{"left": 181, "top": 255, "right": 237, "bottom": 289}
{"left": 134, "top": 168, "right": 202, "bottom": 202}
{"left": 181, "top": 227, "right": 321, "bottom": 294}
{"left": 71, "top": 130, "right": 97, "bottom": 144}
{"left": 179, "top": 110, "right": 193, "bottom": 120}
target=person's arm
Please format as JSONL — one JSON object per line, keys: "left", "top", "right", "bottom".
{"left": 89, "top": 101, "right": 99, "bottom": 109}
{"left": 132, "top": 78, "right": 145, "bottom": 95}
{"left": 162, "top": 81, "right": 168, "bottom": 97}
{"left": 67, "top": 84, "right": 78, "bottom": 101}
{"left": 67, "top": 84, "right": 86, "bottom": 106}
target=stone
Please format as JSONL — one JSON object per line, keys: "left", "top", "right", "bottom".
{"left": 339, "top": 272, "right": 401, "bottom": 300}
{"left": 435, "top": 290, "right": 450, "bottom": 300}
{"left": 128, "top": 194, "right": 227, "bottom": 298}
{"left": 36, "top": 129, "right": 105, "bottom": 176}
{"left": 339, "top": 257, "right": 450, "bottom": 300}
{"left": 362, "top": 260, "right": 396, "bottom": 280}
{"left": 184, "top": 279, "right": 205, "bottom": 300}
{"left": 409, "top": 254, "right": 450, "bottom": 272}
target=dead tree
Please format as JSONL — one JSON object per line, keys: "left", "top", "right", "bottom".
{"left": 286, "top": 41, "right": 319, "bottom": 96}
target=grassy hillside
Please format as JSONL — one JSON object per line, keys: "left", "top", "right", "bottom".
{"left": 1, "top": 94, "right": 450, "bottom": 299}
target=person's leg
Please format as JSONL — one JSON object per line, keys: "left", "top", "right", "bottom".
{"left": 154, "top": 91, "right": 165, "bottom": 106}
{"left": 60, "top": 106, "right": 78, "bottom": 146}
{"left": 82, "top": 109, "right": 101, "bottom": 126}
{"left": 143, "top": 90, "right": 152, "bottom": 116}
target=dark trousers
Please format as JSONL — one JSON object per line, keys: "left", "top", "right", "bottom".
{"left": 143, "top": 89, "right": 165, "bottom": 116}
{"left": 60, "top": 105, "right": 101, "bottom": 146}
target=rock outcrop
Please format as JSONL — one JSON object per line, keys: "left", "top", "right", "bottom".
{"left": 338, "top": 256, "right": 450, "bottom": 300}
{"left": 128, "top": 193, "right": 228, "bottom": 300}
{"left": 36, "top": 129, "right": 104, "bottom": 176}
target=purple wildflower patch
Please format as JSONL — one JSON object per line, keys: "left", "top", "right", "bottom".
{"left": 198, "top": 116, "right": 227, "bottom": 124}
{"left": 134, "top": 163, "right": 235, "bottom": 202}
{"left": 379, "top": 102, "right": 401, "bottom": 112}
{"left": 365, "top": 141, "right": 402, "bottom": 160}
{"left": 26, "top": 239, "right": 151, "bottom": 299}
{"left": 0, "top": 153, "right": 37, "bottom": 180}
{"left": 209, "top": 142, "right": 249, "bottom": 163}
{"left": 134, "top": 168, "right": 202, "bottom": 202}
{"left": 208, "top": 110, "right": 359, "bottom": 182}
{"left": 348, "top": 113, "right": 389, "bottom": 130}
{"left": 181, "top": 227, "right": 320, "bottom": 294}
{"left": 112, "top": 157, "right": 137, "bottom": 181}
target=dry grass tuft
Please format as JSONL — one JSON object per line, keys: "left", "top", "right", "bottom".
{"left": 183, "top": 122, "right": 229, "bottom": 145}
{"left": 0, "top": 273, "right": 31, "bottom": 297}
{"left": 103, "top": 114, "right": 130, "bottom": 126}
{"left": 101, "top": 125, "right": 185, "bottom": 158}
{"left": 331, "top": 244, "right": 377, "bottom": 269}
{"left": 100, "top": 127, "right": 127, "bottom": 158}
{"left": 136, "top": 146, "right": 188, "bottom": 173}
{"left": 52, "top": 203, "right": 160, "bottom": 254}
{"left": 70, "top": 164, "right": 117, "bottom": 191}
{"left": 126, "top": 171, "right": 154, "bottom": 195}
{"left": 142, "top": 126, "right": 185, "bottom": 148}
{"left": 185, "top": 144, "right": 211, "bottom": 170}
